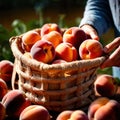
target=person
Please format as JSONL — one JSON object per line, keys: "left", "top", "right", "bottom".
{"left": 79, "top": 0, "right": 120, "bottom": 79}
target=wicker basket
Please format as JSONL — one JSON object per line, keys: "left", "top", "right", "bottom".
{"left": 9, "top": 31, "right": 105, "bottom": 112}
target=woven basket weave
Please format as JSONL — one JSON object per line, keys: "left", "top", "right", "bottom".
{"left": 9, "top": 31, "right": 105, "bottom": 112}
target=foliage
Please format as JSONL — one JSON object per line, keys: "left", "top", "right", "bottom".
{"left": 0, "top": 5, "right": 79, "bottom": 61}
{"left": 0, "top": 0, "right": 112, "bottom": 75}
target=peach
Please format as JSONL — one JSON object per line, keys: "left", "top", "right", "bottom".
{"left": 41, "top": 23, "right": 62, "bottom": 37}
{"left": 94, "top": 74, "right": 118, "bottom": 97}
{"left": 41, "top": 31, "right": 63, "bottom": 48}
{"left": 0, "top": 102, "right": 6, "bottom": 120}
{"left": 88, "top": 97, "right": 110, "bottom": 120}
{"left": 19, "top": 105, "right": 50, "bottom": 120}
{"left": 22, "top": 30, "right": 41, "bottom": 52}
{"left": 30, "top": 40, "right": 56, "bottom": 63}
{"left": 63, "top": 27, "right": 87, "bottom": 49}
{"left": 56, "top": 110, "right": 73, "bottom": 120}
{"left": 0, "top": 78, "right": 8, "bottom": 100}
{"left": 1, "top": 90, "right": 31, "bottom": 118}
{"left": 94, "top": 99, "right": 120, "bottom": 120}
{"left": 69, "top": 110, "right": 89, "bottom": 120}
{"left": 0, "top": 60, "right": 13, "bottom": 82}
{"left": 55, "top": 42, "right": 78, "bottom": 62}
{"left": 79, "top": 39, "right": 103, "bottom": 60}
{"left": 52, "top": 59, "right": 67, "bottom": 64}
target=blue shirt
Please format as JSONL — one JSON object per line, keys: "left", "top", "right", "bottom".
{"left": 80, "top": 0, "right": 120, "bottom": 37}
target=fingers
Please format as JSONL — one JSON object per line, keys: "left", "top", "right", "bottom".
{"left": 101, "top": 46, "right": 120, "bottom": 68}
{"left": 89, "top": 30, "right": 99, "bottom": 40}
{"left": 80, "top": 24, "right": 99, "bottom": 40}
{"left": 103, "top": 37, "right": 120, "bottom": 53}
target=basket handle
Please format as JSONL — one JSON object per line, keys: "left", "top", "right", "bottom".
{"left": 11, "top": 58, "right": 18, "bottom": 90}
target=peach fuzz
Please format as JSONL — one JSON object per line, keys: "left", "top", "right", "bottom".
{"left": 41, "top": 31, "right": 63, "bottom": 48}
{"left": 94, "top": 74, "right": 118, "bottom": 97}
{"left": 79, "top": 39, "right": 103, "bottom": 60}
{"left": 69, "top": 110, "right": 89, "bottom": 120}
{"left": 1, "top": 90, "right": 31, "bottom": 118}
{"left": 22, "top": 30, "right": 41, "bottom": 52}
{"left": 55, "top": 42, "right": 78, "bottom": 62}
{"left": 19, "top": 105, "right": 50, "bottom": 120}
{"left": 94, "top": 99, "right": 120, "bottom": 120}
{"left": 41, "top": 23, "right": 62, "bottom": 37}
{"left": 0, "top": 60, "right": 13, "bottom": 82}
{"left": 0, "top": 102, "right": 6, "bottom": 120}
{"left": 88, "top": 97, "right": 110, "bottom": 120}
{"left": 63, "top": 27, "right": 87, "bottom": 49}
{"left": 30, "top": 40, "right": 56, "bottom": 63}
{"left": 0, "top": 78, "right": 8, "bottom": 100}
{"left": 56, "top": 110, "right": 73, "bottom": 120}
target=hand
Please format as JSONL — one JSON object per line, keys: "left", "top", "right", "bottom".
{"left": 80, "top": 24, "right": 99, "bottom": 40}
{"left": 101, "top": 37, "right": 120, "bottom": 68}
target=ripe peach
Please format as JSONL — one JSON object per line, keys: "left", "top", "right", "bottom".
{"left": 79, "top": 39, "right": 103, "bottom": 60}
{"left": 0, "top": 60, "right": 13, "bottom": 82}
{"left": 94, "top": 74, "right": 118, "bottom": 97}
{"left": 19, "top": 105, "right": 50, "bottom": 120}
{"left": 1, "top": 90, "right": 31, "bottom": 118}
{"left": 41, "top": 23, "right": 62, "bottom": 37}
{"left": 69, "top": 110, "right": 89, "bottom": 120}
{"left": 30, "top": 40, "right": 56, "bottom": 63}
{"left": 52, "top": 59, "right": 67, "bottom": 64}
{"left": 22, "top": 30, "right": 41, "bottom": 52}
{"left": 94, "top": 99, "right": 120, "bottom": 120}
{"left": 56, "top": 110, "right": 73, "bottom": 120}
{"left": 55, "top": 42, "right": 78, "bottom": 62}
{"left": 41, "top": 31, "right": 63, "bottom": 48}
{"left": 63, "top": 27, "right": 87, "bottom": 49}
{"left": 88, "top": 97, "right": 110, "bottom": 120}
{"left": 0, "top": 78, "right": 8, "bottom": 100}
{"left": 0, "top": 102, "right": 6, "bottom": 120}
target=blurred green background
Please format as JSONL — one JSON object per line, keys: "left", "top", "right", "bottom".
{"left": 0, "top": 0, "right": 113, "bottom": 74}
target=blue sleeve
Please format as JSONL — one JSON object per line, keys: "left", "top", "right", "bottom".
{"left": 79, "top": 0, "right": 113, "bottom": 36}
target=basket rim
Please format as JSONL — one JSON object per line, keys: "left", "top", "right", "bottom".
{"left": 9, "top": 35, "right": 106, "bottom": 71}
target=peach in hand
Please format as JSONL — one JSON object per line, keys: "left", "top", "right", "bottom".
{"left": 79, "top": 39, "right": 103, "bottom": 60}
{"left": 22, "top": 30, "right": 41, "bottom": 52}
{"left": 19, "top": 105, "right": 50, "bottom": 120}
{"left": 0, "top": 60, "right": 13, "bottom": 82}
{"left": 63, "top": 27, "right": 87, "bottom": 49}
{"left": 94, "top": 74, "right": 118, "bottom": 97}
{"left": 55, "top": 42, "right": 78, "bottom": 62}
{"left": 30, "top": 40, "right": 56, "bottom": 63}
{"left": 41, "top": 31, "right": 63, "bottom": 48}
{"left": 1, "top": 90, "right": 31, "bottom": 118}
{"left": 41, "top": 23, "right": 62, "bottom": 37}
{"left": 0, "top": 78, "right": 8, "bottom": 100}
{"left": 88, "top": 97, "right": 110, "bottom": 120}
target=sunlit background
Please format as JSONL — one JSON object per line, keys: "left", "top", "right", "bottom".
{"left": 0, "top": 0, "right": 113, "bottom": 74}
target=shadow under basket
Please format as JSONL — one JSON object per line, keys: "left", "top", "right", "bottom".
{"left": 9, "top": 34, "right": 105, "bottom": 112}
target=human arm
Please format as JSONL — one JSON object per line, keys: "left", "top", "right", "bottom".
{"left": 80, "top": 0, "right": 113, "bottom": 38}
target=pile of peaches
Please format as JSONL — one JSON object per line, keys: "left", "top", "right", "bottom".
{"left": 21, "top": 23, "right": 103, "bottom": 64}
{"left": 0, "top": 59, "right": 120, "bottom": 120}
{"left": 0, "top": 23, "right": 120, "bottom": 120}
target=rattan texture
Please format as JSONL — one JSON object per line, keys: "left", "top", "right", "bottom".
{"left": 10, "top": 33, "right": 105, "bottom": 112}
